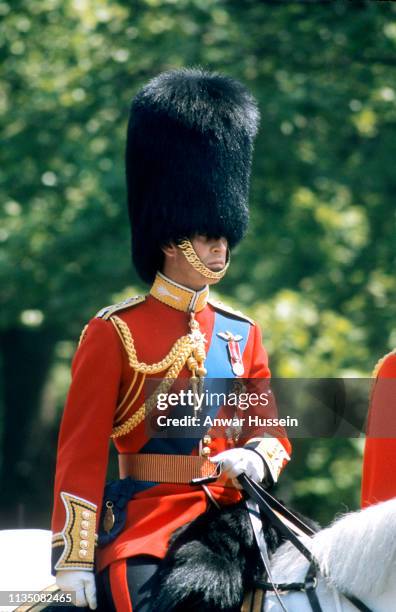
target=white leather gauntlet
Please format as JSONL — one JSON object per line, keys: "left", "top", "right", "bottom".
{"left": 210, "top": 448, "right": 266, "bottom": 485}
{"left": 56, "top": 570, "right": 97, "bottom": 609}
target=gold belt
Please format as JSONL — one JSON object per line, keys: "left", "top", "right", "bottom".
{"left": 118, "top": 453, "right": 219, "bottom": 484}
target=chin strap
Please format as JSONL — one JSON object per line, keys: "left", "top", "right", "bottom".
{"left": 178, "top": 239, "right": 230, "bottom": 280}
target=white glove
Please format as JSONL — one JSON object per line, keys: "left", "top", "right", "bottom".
{"left": 210, "top": 448, "right": 266, "bottom": 485}
{"left": 56, "top": 570, "right": 97, "bottom": 609}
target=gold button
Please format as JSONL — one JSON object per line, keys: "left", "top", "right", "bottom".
{"left": 78, "top": 549, "right": 88, "bottom": 558}
{"left": 203, "top": 435, "right": 211, "bottom": 445}
{"left": 80, "top": 530, "right": 88, "bottom": 538}
{"left": 82, "top": 510, "right": 91, "bottom": 519}
{"left": 81, "top": 520, "right": 90, "bottom": 529}
{"left": 201, "top": 446, "right": 211, "bottom": 457}
{"left": 80, "top": 540, "right": 89, "bottom": 549}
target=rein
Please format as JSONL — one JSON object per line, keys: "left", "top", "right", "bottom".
{"left": 238, "top": 474, "right": 373, "bottom": 612}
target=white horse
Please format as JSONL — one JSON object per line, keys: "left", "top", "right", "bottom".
{"left": 1, "top": 499, "right": 396, "bottom": 612}
{"left": 264, "top": 497, "right": 396, "bottom": 611}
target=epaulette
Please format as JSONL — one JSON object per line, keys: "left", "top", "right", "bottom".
{"left": 95, "top": 295, "right": 146, "bottom": 320}
{"left": 208, "top": 298, "right": 254, "bottom": 325}
{"left": 372, "top": 348, "right": 396, "bottom": 378}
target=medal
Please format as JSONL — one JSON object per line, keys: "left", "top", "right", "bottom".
{"left": 232, "top": 361, "right": 244, "bottom": 376}
{"left": 217, "top": 331, "right": 245, "bottom": 376}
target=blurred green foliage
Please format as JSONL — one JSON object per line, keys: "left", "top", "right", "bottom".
{"left": 1, "top": 0, "right": 396, "bottom": 526}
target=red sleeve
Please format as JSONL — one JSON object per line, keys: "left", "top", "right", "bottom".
{"left": 51, "top": 317, "right": 122, "bottom": 572}
{"left": 361, "top": 353, "right": 396, "bottom": 507}
{"left": 240, "top": 323, "right": 292, "bottom": 483}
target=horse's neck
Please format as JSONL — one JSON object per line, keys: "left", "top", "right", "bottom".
{"left": 269, "top": 499, "right": 396, "bottom": 612}
{"left": 267, "top": 541, "right": 349, "bottom": 612}
{"left": 268, "top": 537, "right": 396, "bottom": 612}
{"left": 310, "top": 497, "right": 396, "bottom": 603}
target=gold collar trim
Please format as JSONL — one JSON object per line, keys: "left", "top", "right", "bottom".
{"left": 150, "top": 272, "right": 209, "bottom": 313}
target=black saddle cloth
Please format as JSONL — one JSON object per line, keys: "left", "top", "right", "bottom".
{"left": 149, "top": 499, "right": 285, "bottom": 612}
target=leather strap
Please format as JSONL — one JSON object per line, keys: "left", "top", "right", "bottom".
{"left": 118, "top": 453, "right": 221, "bottom": 484}
{"left": 304, "top": 560, "right": 323, "bottom": 612}
{"left": 246, "top": 498, "right": 288, "bottom": 612}
{"left": 344, "top": 595, "right": 373, "bottom": 612}
{"left": 239, "top": 475, "right": 373, "bottom": 612}
{"left": 238, "top": 474, "right": 315, "bottom": 562}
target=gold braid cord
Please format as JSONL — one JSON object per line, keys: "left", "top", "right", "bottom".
{"left": 178, "top": 239, "right": 229, "bottom": 280}
{"left": 109, "top": 315, "right": 198, "bottom": 438}
{"left": 110, "top": 316, "right": 193, "bottom": 374}
{"left": 78, "top": 324, "right": 89, "bottom": 348}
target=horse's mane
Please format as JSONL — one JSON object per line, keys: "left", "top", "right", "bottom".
{"left": 271, "top": 497, "right": 396, "bottom": 599}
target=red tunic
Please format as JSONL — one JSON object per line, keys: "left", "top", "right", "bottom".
{"left": 361, "top": 351, "right": 396, "bottom": 507}
{"left": 51, "top": 275, "right": 291, "bottom": 573}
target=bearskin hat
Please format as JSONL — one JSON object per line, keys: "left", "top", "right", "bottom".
{"left": 126, "top": 67, "right": 260, "bottom": 284}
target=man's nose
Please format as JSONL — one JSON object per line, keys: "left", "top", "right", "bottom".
{"left": 211, "top": 238, "right": 228, "bottom": 253}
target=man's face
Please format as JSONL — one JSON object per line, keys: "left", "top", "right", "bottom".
{"left": 161, "top": 234, "right": 229, "bottom": 289}
{"left": 191, "top": 235, "right": 228, "bottom": 272}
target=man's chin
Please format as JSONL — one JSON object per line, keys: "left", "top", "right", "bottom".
{"left": 206, "top": 264, "right": 227, "bottom": 284}
{"left": 207, "top": 263, "right": 226, "bottom": 272}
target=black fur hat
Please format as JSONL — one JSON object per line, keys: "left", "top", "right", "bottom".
{"left": 126, "top": 67, "right": 260, "bottom": 284}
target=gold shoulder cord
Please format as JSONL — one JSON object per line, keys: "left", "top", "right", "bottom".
{"left": 75, "top": 315, "right": 206, "bottom": 438}
{"left": 109, "top": 315, "right": 206, "bottom": 438}
{"left": 110, "top": 315, "right": 193, "bottom": 374}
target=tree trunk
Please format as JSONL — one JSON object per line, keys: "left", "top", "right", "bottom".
{"left": 0, "top": 326, "right": 57, "bottom": 527}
